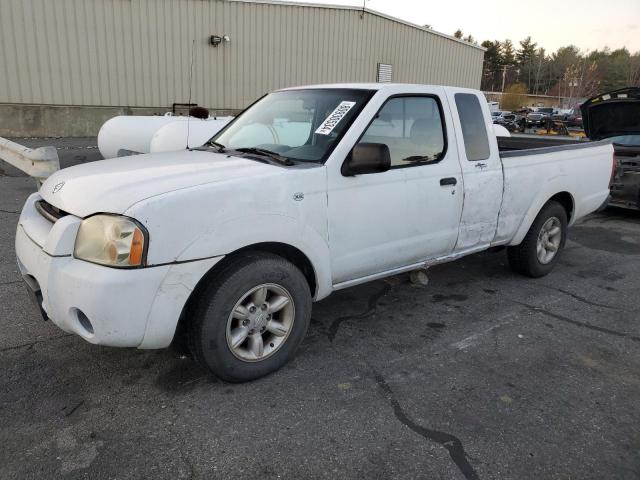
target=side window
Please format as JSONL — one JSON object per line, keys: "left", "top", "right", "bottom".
{"left": 454, "top": 93, "right": 490, "bottom": 161}
{"left": 359, "top": 96, "right": 445, "bottom": 167}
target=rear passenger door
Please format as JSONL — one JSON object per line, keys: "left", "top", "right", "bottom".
{"left": 446, "top": 91, "right": 504, "bottom": 252}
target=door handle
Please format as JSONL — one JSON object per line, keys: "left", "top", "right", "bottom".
{"left": 475, "top": 162, "right": 488, "bottom": 169}
{"left": 440, "top": 177, "right": 457, "bottom": 186}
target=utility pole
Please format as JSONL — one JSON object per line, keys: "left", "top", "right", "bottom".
{"left": 558, "top": 76, "right": 562, "bottom": 107}
{"left": 534, "top": 51, "right": 543, "bottom": 95}
{"left": 501, "top": 65, "right": 507, "bottom": 93}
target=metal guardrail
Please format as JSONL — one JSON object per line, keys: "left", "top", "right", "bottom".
{"left": 0, "top": 137, "right": 60, "bottom": 183}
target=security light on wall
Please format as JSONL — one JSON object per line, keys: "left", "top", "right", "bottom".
{"left": 210, "top": 35, "right": 230, "bottom": 47}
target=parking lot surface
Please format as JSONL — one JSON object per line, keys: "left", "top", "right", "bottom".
{"left": 1, "top": 139, "right": 640, "bottom": 479}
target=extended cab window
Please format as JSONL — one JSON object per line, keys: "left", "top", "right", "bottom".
{"left": 455, "top": 93, "right": 490, "bottom": 161}
{"left": 360, "top": 96, "right": 445, "bottom": 167}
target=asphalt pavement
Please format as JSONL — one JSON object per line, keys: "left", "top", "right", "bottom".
{"left": 1, "top": 139, "right": 639, "bottom": 479}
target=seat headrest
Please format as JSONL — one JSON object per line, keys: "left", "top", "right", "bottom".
{"left": 410, "top": 118, "right": 440, "bottom": 144}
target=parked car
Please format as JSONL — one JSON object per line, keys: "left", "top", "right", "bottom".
{"left": 16, "top": 83, "right": 614, "bottom": 382}
{"left": 551, "top": 109, "right": 573, "bottom": 122}
{"left": 502, "top": 117, "right": 522, "bottom": 132}
{"left": 491, "top": 111, "right": 520, "bottom": 132}
{"left": 566, "top": 107, "right": 584, "bottom": 128}
{"left": 582, "top": 87, "right": 640, "bottom": 210}
{"left": 526, "top": 107, "right": 554, "bottom": 127}
{"left": 491, "top": 111, "right": 515, "bottom": 124}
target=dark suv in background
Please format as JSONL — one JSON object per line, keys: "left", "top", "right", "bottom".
{"left": 525, "top": 107, "right": 554, "bottom": 127}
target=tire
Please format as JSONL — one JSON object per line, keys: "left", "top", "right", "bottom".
{"left": 187, "top": 252, "right": 312, "bottom": 382}
{"left": 507, "top": 200, "right": 568, "bottom": 278}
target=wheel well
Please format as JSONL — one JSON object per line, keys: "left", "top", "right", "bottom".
{"left": 548, "top": 192, "right": 574, "bottom": 222}
{"left": 232, "top": 242, "right": 318, "bottom": 296}
{"left": 171, "top": 242, "right": 318, "bottom": 350}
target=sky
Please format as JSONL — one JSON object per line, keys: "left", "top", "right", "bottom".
{"left": 307, "top": 0, "right": 640, "bottom": 54}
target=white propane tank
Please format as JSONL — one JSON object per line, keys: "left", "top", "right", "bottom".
{"left": 97, "top": 114, "right": 188, "bottom": 159}
{"left": 149, "top": 117, "right": 234, "bottom": 153}
{"left": 493, "top": 124, "right": 511, "bottom": 137}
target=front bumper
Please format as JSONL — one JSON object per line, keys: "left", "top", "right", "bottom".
{"left": 15, "top": 193, "right": 222, "bottom": 349}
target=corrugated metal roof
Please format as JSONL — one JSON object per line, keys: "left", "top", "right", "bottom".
{"left": 231, "top": 0, "right": 486, "bottom": 51}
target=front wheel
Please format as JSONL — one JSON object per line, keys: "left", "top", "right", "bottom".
{"left": 187, "top": 252, "right": 312, "bottom": 382}
{"left": 507, "top": 200, "right": 568, "bottom": 278}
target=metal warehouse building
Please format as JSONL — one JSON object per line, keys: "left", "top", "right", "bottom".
{"left": 0, "top": 0, "right": 485, "bottom": 136}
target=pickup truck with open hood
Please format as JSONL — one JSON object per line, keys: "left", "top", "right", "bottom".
{"left": 582, "top": 87, "right": 640, "bottom": 210}
{"left": 15, "top": 83, "right": 614, "bottom": 382}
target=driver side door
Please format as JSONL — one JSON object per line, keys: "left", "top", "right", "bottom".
{"left": 327, "top": 93, "right": 463, "bottom": 286}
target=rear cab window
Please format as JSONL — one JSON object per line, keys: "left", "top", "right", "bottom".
{"left": 454, "top": 93, "right": 490, "bottom": 161}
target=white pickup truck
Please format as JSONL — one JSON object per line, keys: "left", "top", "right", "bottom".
{"left": 15, "top": 84, "right": 613, "bottom": 382}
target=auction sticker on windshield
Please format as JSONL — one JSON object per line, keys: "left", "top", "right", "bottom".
{"left": 315, "top": 101, "right": 356, "bottom": 135}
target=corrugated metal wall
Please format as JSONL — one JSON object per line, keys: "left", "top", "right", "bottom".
{"left": 0, "top": 0, "right": 484, "bottom": 109}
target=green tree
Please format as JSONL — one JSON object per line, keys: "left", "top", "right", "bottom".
{"left": 548, "top": 45, "right": 581, "bottom": 96}
{"left": 531, "top": 48, "right": 547, "bottom": 95}
{"left": 481, "top": 40, "right": 503, "bottom": 91}
{"left": 502, "top": 40, "right": 516, "bottom": 67}
{"left": 498, "top": 40, "right": 518, "bottom": 90}
{"left": 478, "top": 35, "right": 640, "bottom": 99}
{"left": 454, "top": 29, "right": 463, "bottom": 39}
{"left": 517, "top": 36, "right": 538, "bottom": 91}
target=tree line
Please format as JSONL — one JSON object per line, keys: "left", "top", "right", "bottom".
{"left": 452, "top": 30, "right": 640, "bottom": 99}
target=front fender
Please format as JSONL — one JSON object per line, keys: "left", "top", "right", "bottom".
{"left": 177, "top": 214, "right": 332, "bottom": 300}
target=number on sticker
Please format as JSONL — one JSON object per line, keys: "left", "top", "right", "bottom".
{"left": 315, "top": 101, "right": 356, "bottom": 135}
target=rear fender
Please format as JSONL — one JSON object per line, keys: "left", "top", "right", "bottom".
{"left": 508, "top": 183, "right": 574, "bottom": 246}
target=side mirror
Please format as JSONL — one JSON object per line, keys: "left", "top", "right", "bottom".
{"left": 342, "top": 142, "right": 391, "bottom": 176}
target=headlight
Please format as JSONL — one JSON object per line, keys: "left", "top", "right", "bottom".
{"left": 74, "top": 215, "right": 148, "bottom": 267}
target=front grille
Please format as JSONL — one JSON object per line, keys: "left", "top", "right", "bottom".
{"left": 35, "top": 200, "right": 69, "bottom": 223}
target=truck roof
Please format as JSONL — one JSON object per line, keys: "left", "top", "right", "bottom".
{"left": 278, "top": 83, "right": 479, "bottom": 93}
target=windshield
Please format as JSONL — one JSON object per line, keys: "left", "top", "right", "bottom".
{"left": 210, "top": 88, "right": 374, "bottom": 162}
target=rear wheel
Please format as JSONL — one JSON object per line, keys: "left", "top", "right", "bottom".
{"left": 187, "top": 252, "right": 312, "bottom": 382}
{"left": 507, "top": 200, "right": 568, "bottom": 277}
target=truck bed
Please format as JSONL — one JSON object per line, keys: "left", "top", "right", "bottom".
{"left": 497, "top": 135, "right": 584, "bottom": 152}
{"left": 493, "top": 137, "right": 613, "bottom": 245}
{"left": 497, "top": 136, "right": 638, "bottom": 211}
{"left": 497, "top": 135, "right": 609, "bottom": 158}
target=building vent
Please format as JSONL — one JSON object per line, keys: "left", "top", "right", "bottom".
{"left": 377, "top": 63, "right": 393, "bottom": 83}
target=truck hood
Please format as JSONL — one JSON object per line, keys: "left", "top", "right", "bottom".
{"left": 582, "top": 88, "right": 640, "bottom": 141}
{"left": 40, "top": 150, "right": 280, "bottom": 217}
